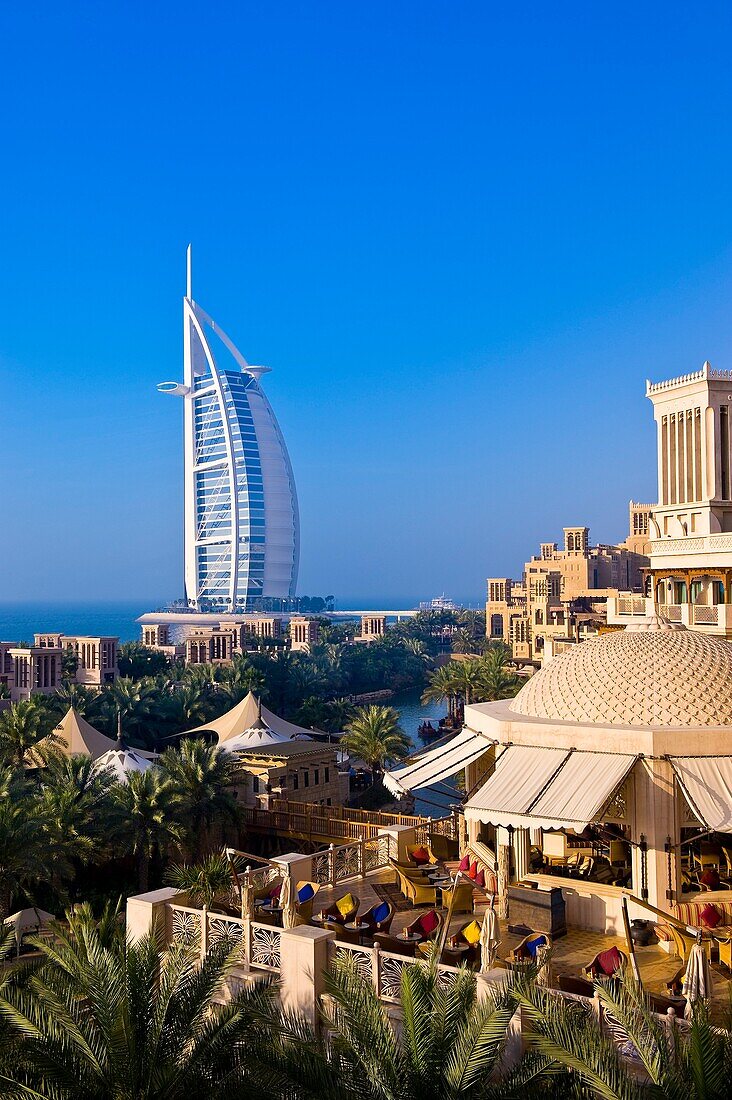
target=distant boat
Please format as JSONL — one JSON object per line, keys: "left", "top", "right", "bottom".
{"left": 418, "top": 720, "right": 440, "bottom": 744}
{"left": 418, "top": 594, "right": 459, "bottom": 612}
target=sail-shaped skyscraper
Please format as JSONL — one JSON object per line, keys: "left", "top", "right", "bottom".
{"left": 159, "top": 248, "right": 299, "bottom": 610}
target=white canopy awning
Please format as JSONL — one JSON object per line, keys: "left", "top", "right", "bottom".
{"left": 464, "top": 745, "right": 638, "bottom": 831}
{"left": 383, "top": 726, "right": 495, "bottom": 796}
{"left": 670, "top": 756, "right": 732, "bottom": 833}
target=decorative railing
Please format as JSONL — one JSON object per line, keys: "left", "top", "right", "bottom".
{"left": 312, "top": 835, "right": 392, "bottom": 887}
{"left": 692, "top": 604, "right": 719, "bottom": 624}
{"left": 616, "top": 597, "right": 648, "bottom": 616}
{"left": 325, "top": 940, "right": 461, "bottom": 1004}
{"left": 658, "top": 604, "right": 682, "bottom": 622}
{"left": 168, "top": 904, "right": 281, "bottom": 972}
{"left": 243, "top": 802, "right": 457, "bottom": 843}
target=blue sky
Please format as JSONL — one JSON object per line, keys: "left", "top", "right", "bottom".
{"left": 2, "top": 3, "right": 732, "bottom": 607}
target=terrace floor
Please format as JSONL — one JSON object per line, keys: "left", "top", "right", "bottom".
{"left": 306, "top": 867, "right": 732, "bottom": 1020}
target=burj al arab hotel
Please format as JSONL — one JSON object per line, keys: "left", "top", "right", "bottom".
{"left": 158, "top": 248, "right": 299, "bottom": 611}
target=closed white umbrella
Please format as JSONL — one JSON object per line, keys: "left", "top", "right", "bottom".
{"left": 682, "top": 941, "right": 713, "bottom": 1018}
{"left": 480, "top": 907, "right": 500, "bottom": 972}
{"left": 279, "top": 873, "right": 297, "bottom": 930}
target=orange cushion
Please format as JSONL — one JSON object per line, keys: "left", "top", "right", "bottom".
{"left": 468, "top": 861, "right": 478, "bottom": 880}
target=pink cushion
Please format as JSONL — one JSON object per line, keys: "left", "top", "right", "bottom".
{"left": 700, "top": 903, "right": 722, "bottom": 929}
{"left": 701, "top": 869, "right": 721, "bottom": 890}
{"left": 419, "top": 910, "right": 439, "bottom": 936}
{"left": 269, "top": 884, "right": 281, "bottom": 900}
{"left": 596, "top": 946, "right": 622, "bottom": 976}
{"left": 411, "top": 847, "right": 430, "bottom": 866}
{"left": 459, "top": 853, "right": 471, "bottom": 872}
{"left": 475, "top": 869, "right": 485, "bottom": 889}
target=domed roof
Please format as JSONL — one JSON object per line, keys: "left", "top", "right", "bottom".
{"left": 511, "top": 618, "right": 732, "bottom": 727}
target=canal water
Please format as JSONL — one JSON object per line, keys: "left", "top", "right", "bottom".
{"left": 390, "top": 688, "right": 456, "bottom": 819}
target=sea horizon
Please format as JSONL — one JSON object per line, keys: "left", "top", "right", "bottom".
{"left": 0, "top": 595, "right": 484, "bottom": 644}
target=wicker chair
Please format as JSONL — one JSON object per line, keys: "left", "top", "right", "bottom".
{"left": 428, "top": 833, "right": 459, "bottom": 862}
{"left": 395, "top": 868, "right": 438, "bottom": 906}
{"left": 440, "top": 881, "right": 474, "bottom": 915}
{"left": 511, "top": 931, "right": 552, "bottom": 963}
{"left": 667, "top": 924, "right": 712, "bottom": 964}
{"left": 407, "top": 909, "right": 444, "bottom": 947}
{"left": 318, "top": 893, "right": 360, "bottom": 924}
{"left": 360, "top": 901, "right": 394, "bottom": 936}
{"left": 583, "top": 947, "right": 628, "bottom": 979}
{"left": 294, "top": 881, "right": 320, "bottom": 922}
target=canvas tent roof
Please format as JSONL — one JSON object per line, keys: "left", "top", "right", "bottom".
{"left": 181, "top": 692, "right": 315, "bottom": 745}
{"left": 464, "top": 744, "right": 638, "bottom": 831}
{"left": 383, "top": 726, "right": 495, "bottom": 796}
{"left": 52, "top": 708, "right": 118, "bottom": 761}
{"left": 669, "top": 756, "right": 732, "bottom": 833}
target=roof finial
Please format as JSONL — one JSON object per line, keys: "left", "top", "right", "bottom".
{"left": 186, "top": 244, "right": 192, "bottom": 299}
{"left": 257, "top": 695, "right": 262, "bottom": 720}
{"left": 116, "top": 707, "right": 124, "bottom": 748}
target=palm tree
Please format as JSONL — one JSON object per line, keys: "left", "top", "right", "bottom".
{"left": 97, "top": 677, "right": 161, "bottom": 743}
{"left": 342, "top": 705, "right": 410, "bottom": 784}
{"left": 0, "top": 767, "right": 62, "bottom": 921}
{"left": 448, "top": 659, "right": 486, "bottom": 707}
{"left": 422, "top": 663, "right": 460, "bottom": 720}
{"left": 113, "top": 769, "right": 184, "bottom": 891}
{"left": 517, "top": 972, "right": 732, "bottom": 1099}
{"left": 478, "top": 647, "right": 521, "bottom": 702}
{"left": 451, "top": 627, "right": 478, "bottom": 654}
{"left": 164, "top": 851, "right": 234, "bottom": 909}
{"left": 0, "top": 915, "right": 293, "bottom": 1099}
{"left": 0, "top": 698, "right": 56, "bottom": 766}
{"left": 162, "top": 681, "right": 211, "bottom": 731}
{"left": 37, "top": 752, "right": 117, "bottom": 870}
{"left": 158, "top": 739, "right": 240, "bottom": 859}
{"left": 273, "top": 952, "right": 525, "bottom": 1100}
{"left": 48, "top": 680, "right": 97, "bottom": 717}
{"left": 324, "top": 697, "right": 355, "bottom": 734}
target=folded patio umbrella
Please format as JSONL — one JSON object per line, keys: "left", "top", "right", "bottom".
{"left": 682, "top": 941, "right": 713, "bottom": 1019}
{"left": 480, "top": 907, "right": 500, "bottom": 972}
{"left": 279, "top": 873, "right": 297, "bottom": 930}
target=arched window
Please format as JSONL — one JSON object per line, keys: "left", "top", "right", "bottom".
{"left": 535, "top": 609, "right": 544, "bottom": 624}
{"left": 491, "top": 614, "right": 503, "bottom": 637}
{"left": 567, "top": 533, "right": 575, "bottom": 551}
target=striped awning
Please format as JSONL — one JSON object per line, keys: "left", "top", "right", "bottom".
{"left": 670, "top": 756, "right": 732, "bottom": 833}
{"left": 464, "top": 745, "right": 638, "bottom": 831}
{"left": 383, "top": 727, "right": 495, "bottom": 796}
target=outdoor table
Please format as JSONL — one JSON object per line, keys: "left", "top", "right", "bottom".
{"left": 396, "top": 932, "right": 424, "bottom": 944}
{"left": 345, "top": 920, "right": 370, "bottom": 944}
{"left": 311, "top": 911, "right": 329, "bottom": 924}
{"left": 441, "top": 943, "right": 470, "bottom": 965}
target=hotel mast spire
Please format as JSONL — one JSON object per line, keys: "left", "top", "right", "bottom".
{"left": 186, "top": 243, "right": 192, "bottom": 300}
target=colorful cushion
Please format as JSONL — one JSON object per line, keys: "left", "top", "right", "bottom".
{"left": 468, "top": 861, "right": 478, "bottom": 880}
{"left": 411, "top": 846, "right": 430, "bottom": 865}
{"left": 700, "top": 903, "right": 722, "bottom": 929}
{"left": 268, "top": 884, "right": 281, "bottom": 900}
{"left": 297, "top": 883, "right": 314, "bottom": 903}
{"left": 336, "top": 893, "right": 355, "bottom": 917}
{"left": 459, "top": 853, "right": 471, "bottom": 872}
{"left": 526, "top": 934, "right": 547, "bottom": 958}
{"left": 419, "top": 910, "right": 439, "bottom": 936}
{"left": 475, "top": 869, "right": 485, "bottom": 889}
{"left": 597, "top": 946, "right": 622, "bottom": 975}
{"left": 462, "top": 920, "right": 482, "bottom": 945}
{"left": 701, "top": 869, "right": 721, "bottom": 890}
{"left": 372, "top": 902, "right": 390, "bottom": 924}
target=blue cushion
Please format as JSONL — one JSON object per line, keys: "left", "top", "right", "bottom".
{"left": 373, "top": 902, "right": 389, "bottom": 923}
{"left": 298, "top": 884, "right": 314, "bottom": 902}
{"left": 526, "top": 935, "right": 547, "bottom": 958}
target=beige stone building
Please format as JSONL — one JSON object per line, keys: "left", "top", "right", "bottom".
{"left": 608, "top": 361, "right": 732, "bottom": 637}
{"left": 140, "top": 613, "right": 286, "bottom": 665}
{"left": 289, "top": 617, "right": 320, "bottom": 653}
{"left": 0, "top": 633, "right": 119, "bottom": 701}
{"left": 487, "top": 509, "right": 649, "bottom": 663}
{"left": 354, "top": 614, "right": 387, "bottom": 643}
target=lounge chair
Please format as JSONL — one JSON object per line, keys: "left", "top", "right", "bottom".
{"left": 448, "top": 918, "right": 484, "bottom": 965}
{"left": 406, "top": 908, "right": 443, "bottom": 948}
{"left": 428, "top": 833, "right": 459, "bottom": 862}
{"left": 395, "top": 868, "right": 438, "bottom": 906}
{"left": 511, "top": 931, "right": 552, "bottom": 963}
{"left": 406, "top": 844, "right": 439, "bottom": 867}
{"left": 667, "top": 923, "right": 712, "bottom": 964}
{"left": 318, "top": 892, "right": 360, "bottom": 924}
{"left": 324, "top": 920, "right": 363, "bottom": 945}
{"left": 373, "top": 932, "right": 417, "bottom": 957}
{"left": 360, "top": 901, "right": 394, "bottom": 936}
{"left": 583, "top": 945, "right": 628, "bottom": 979}
{"left": 294, "top": 881, "right": 320, "bottom": 922}
{"left": 439, "top": 881, "right": 474, "bottom": 915}
{"left": 388, "top": 857, "right": 431, "bottom": 880}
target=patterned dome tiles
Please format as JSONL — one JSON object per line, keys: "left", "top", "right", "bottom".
{"left": 511, "top": 622, "right": 732, "bottom": 728}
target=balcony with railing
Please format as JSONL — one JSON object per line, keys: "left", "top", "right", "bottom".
{"left": 607, "top": 596, "right": 732, "bottom": 633}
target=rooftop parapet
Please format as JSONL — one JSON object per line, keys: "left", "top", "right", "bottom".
{"left": 646, "top": 361, "right": 732, "bottom": 396}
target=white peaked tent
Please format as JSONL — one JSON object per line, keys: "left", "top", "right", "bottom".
{"left": 181, "top": 692, "right": 315, "bottom": 746}
{"left": 94, "top": 746, "right": 152, "bottom": 784}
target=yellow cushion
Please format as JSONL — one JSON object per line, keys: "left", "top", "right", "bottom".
{"left": 462, "top": 920, "right": 482, "bottom": 945}
{"left": 336, "top": 893, "right": 355, "bottom": 917}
